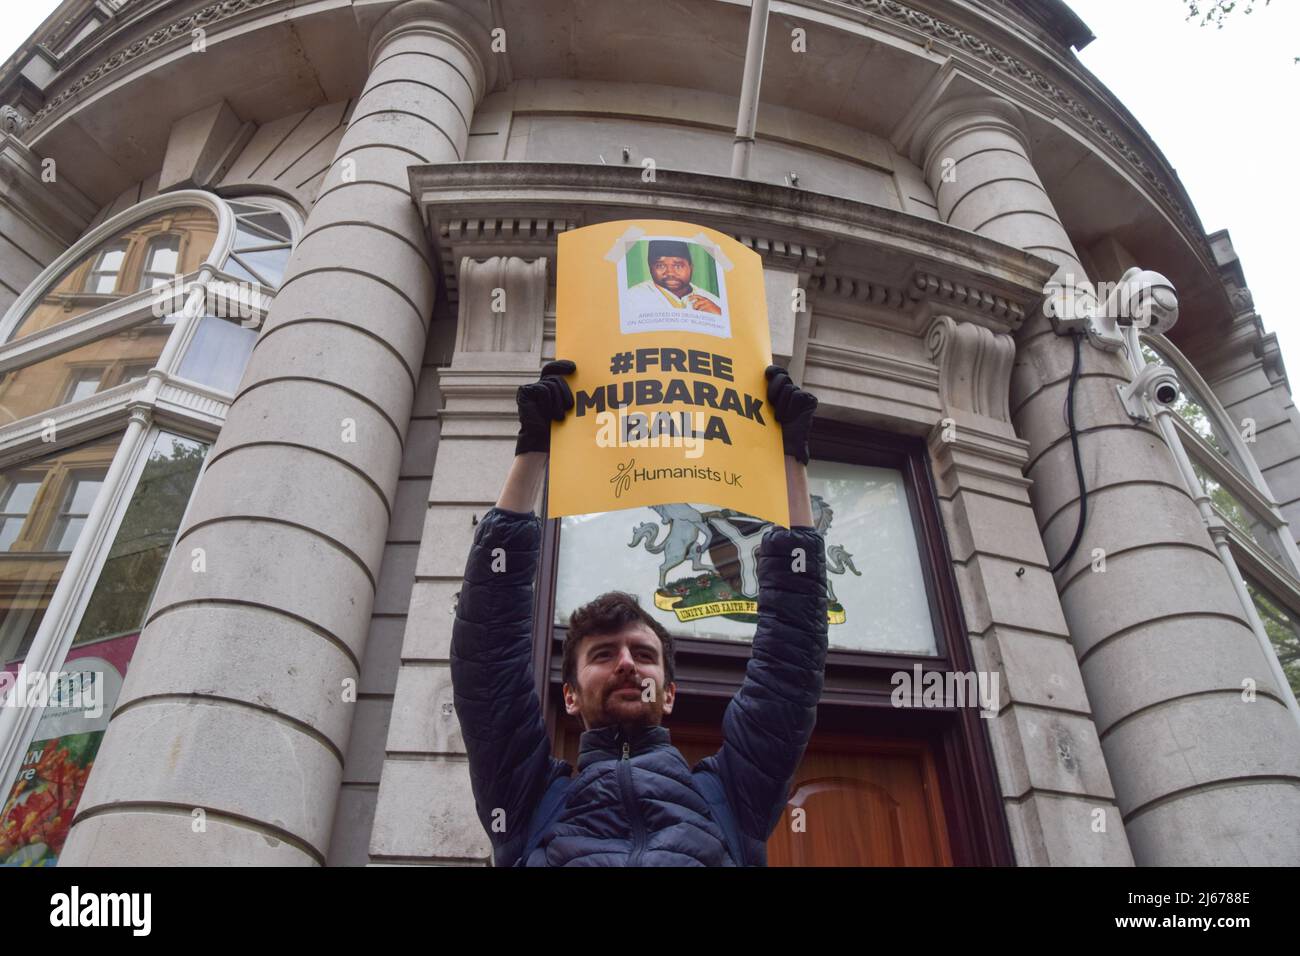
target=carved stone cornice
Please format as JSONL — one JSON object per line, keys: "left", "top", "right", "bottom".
{"left": 926, "top": 314, "right": 1016, "bottom": 423}
{"left": 827, "top": 0, "right": 1207, "bottom": 255}
{"left": 434, "top": 217, "right": 576, "bottom": 299}
{"left": 20, "top": 0, "right": 286, "bottom": 133}
{"left": 411, "top": 162, "right": 1055, "bottom": 332}
{"left": 733, "top": 235, "right": 825, "bottom": 277}
{"left": 811, "top": 273, "right": 907, "bottom": 310}
{"left": 911, "top": 271, "right": 1025, "bottom": 323}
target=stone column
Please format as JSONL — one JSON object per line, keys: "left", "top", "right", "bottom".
{"left": 915, "top": 95, "right": 1300, "bottom": 865}
{"left": 926, "top": 315, "right": 1133, "bottom": 865}
{"left": 369, "top": 247, "right": 551, "bottom": 864}
{"left": 60, "top": 0, "right": 494, "bottom": 866}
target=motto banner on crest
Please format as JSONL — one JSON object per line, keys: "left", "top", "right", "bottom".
{"left": 549, "top": 219, "right": 787, "bottom": 527}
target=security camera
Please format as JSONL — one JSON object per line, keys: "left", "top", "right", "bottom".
{"left": 1118, "top": 362, "right": 1180, "bottom": 421}
{"left": 1104, "top": 267, "right": 1179, "bottom": 333}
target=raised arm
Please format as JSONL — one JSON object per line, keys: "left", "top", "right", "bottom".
{"left": 697, "top": 484, "right": 828, "bottom": 858}
{"left": 448, "top": 360, "right": 575, "bottom": 866}
{"left": 696, "top": 367, "right": 826, "bottom": 863}
{"left": 449, "top": 504, "right": 562, "bottom": 866}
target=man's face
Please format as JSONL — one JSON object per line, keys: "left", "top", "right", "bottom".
{"left": 650, "top": 255, "right": 693, "bottom": 295}
{"left": 563, "top": 621, "right": 675, "bottom": 730}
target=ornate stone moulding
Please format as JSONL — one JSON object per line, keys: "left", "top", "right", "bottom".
{"left": 13, "top": 0, "right": 1199, "bottom": 259}
{"left": 410, "top": 162, "right": 1054, "bottom": 335}
{"left": 821, "top": 0, "right": 1205, "bottom": 252}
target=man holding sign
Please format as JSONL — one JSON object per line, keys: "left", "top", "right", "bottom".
{"left": 449, "top": 361, "right": 828, "bottom": 866}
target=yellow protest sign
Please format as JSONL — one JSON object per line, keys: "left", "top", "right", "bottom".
{"left": 549, "top": 219, "right": 788, "bottom": 527}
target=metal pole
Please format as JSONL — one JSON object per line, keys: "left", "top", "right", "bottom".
{"left": 731, "top": 0, "right": 771, "bottom": 179}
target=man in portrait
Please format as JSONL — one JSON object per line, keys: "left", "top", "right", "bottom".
{"left": 624, "top": 239, "right": 723, "bottom": 315}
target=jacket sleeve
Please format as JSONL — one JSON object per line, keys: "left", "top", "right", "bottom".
{"left": 449, "top": 505, "right": 567, "bottom": 867}
{"left": 696, "top": 524, "right": 828, "bottom": 859}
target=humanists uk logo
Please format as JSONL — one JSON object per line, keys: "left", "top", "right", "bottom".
{"left": 49, "top": 886, "right": 151, "bottom": 936}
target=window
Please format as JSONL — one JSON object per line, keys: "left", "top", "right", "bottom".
{"left": 1133, "top": 332, "right": 1300, "bottom": 711}
{"left": 0, "top": 436, "right": 121, "bottom": 665}
{"left": 0, "top": 315, "right": 171, "bottom": 428}
{"left": 72, "top": 433, "right": 207, "bottom": 645}
{"left": 11, "top": 206, "right": 218, "bottom": 340}
{"left": 554, "top": 459, "right": 937, "bottom": 653}
{"left": 1140, "top": 341, "right": 1233, "bottom": 463}
{"left": 118, "top": 364, "right": 153, "bottom": 386}
{"left": 44, "top": 471, "right": 106, "bottom": 553}
{"left": 223, "top": 202, "right": 294, "bottom": 290}
{"left": 1245, "top": 577, "right": 1300, "bottom": 698}
{"left": 1190, "top": 459, "right": 1275, "bottom": 554}
{"left": 0, "top": 476, "right": 42, "bottom": 551}
{"left": 138, "top": 235, "right": 181, "bottom": 292}
{"left": 175, "top": 315, "right": 258, "bottom": 395}
{"left": 61, "top": 368, "right": 106, "bottom": 405}
{"left": 0, "top": 193, "right": 298, "bottom": 839}
{"left": 0, "top": 431, "right": 208, "bottom": 866}
{"left": 83, "top": 242, "right": 128, "bottom": 295}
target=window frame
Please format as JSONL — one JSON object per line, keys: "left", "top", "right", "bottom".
{"left": 83, "top": 240, "right": 130, "bottom": 296}
{"left": 530, "top": 418, "right": 1014, "bottom": 865}
{"left": 42, "top": 467, "right": 108, "bottom": 553}
{"left": 0, "top": 472, "right": 43, "bottom": 551}
{"left": 1136, "top": 333, "right": 1300, "bottom": 587}
{"left": 137, "top": 232, "right": 184, "bottom": 293}
{"left": 0, "top": 189, "right": 301, "bottom": 802}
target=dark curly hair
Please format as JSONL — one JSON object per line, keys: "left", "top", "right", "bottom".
{"left": 562, "top": 591, "right": 676, "bottom": 692}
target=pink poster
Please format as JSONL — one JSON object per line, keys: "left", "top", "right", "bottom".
{"left": 0, "top": 632, "right": 140, "bottom": 867}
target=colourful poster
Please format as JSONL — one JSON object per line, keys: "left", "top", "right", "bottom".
{"left": 550, "top": 219, "right": 787, "bottom": 527}
{"left": 0, "top": 632, "right": 139, "bottom": 867}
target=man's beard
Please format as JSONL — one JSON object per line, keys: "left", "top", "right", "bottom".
{"left": 596, "top": 680, "right": 659, "bottom": 727}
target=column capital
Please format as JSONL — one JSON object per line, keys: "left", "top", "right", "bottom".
{"left": 367, "top": 0, "right": 498, "bottom": 101}
{"left": 909, "top": 94, "right": 1030, "bottom": 169}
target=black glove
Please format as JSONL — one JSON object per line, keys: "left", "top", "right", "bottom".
{"left": 765, "top": 364, "right": 817, "bottom": 464}
{"left": 515, "top": 359, "right": 576, "bottom": 455}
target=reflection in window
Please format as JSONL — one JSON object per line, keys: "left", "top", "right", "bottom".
{"left": 44, "top": 472, "right": 105, "bottom": 552}
{"left": 0, "top": 476, "right": 42, "bottom": 551}
{"left": 1190, "top": 459, "right": 1277, "bottom": 558}
{"left": 61, "top": 368, "right": 105, "bottom": 405}
{"left": 138, "top": 235, "right": 180, "bottom": 292}
{"left": 1245, "top": 578, "right": 1300, "bottom": 698}
{"left": 554, "top": 459, "right": 938, "bottom": 654}
{"left": 120, "top": 364, "right": 153, "bottom": 386}
{"left": 175, "top": 315, "right": 257, "bottom": 394}
{"left": 1140, "top": 341, "right": 1230, "bottom": 459}
{"left": 0, "top": 434, "right": 121, "bottom": 665}
{"left": 0, "top": 316, "right": 171, "bottom": 428}
{"left": 0, "top": 431, "right": 208, "bottom": 867}
{"left": 11, "top": 206, "right": 218, "bottom": 340}
{"left": 73, "top": 432, "right": 207, "bottom": 644}
{"left": 223, "top": 202, "right": 293, "bottom": 290}
{"left": 84, "top": 242, "right": 128, "bottom": 295}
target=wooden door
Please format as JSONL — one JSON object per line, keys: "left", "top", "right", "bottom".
{"left": 554, "top": 720, "right": 952, "bottom": 866}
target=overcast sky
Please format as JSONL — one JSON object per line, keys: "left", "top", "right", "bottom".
{"left": 1067, "top": 0, "right": 1299, "bottom": 380}
{"left": 2, "top": 1, "right": 1295, "bottom": 379}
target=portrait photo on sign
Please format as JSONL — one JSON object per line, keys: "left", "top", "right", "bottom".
{"left": 617, "top": 237, "right": 732, "bottom": 339}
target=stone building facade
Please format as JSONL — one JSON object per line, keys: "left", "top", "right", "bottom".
{"left": 0, "top": 0, "right": 1296, "bottom": 866}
